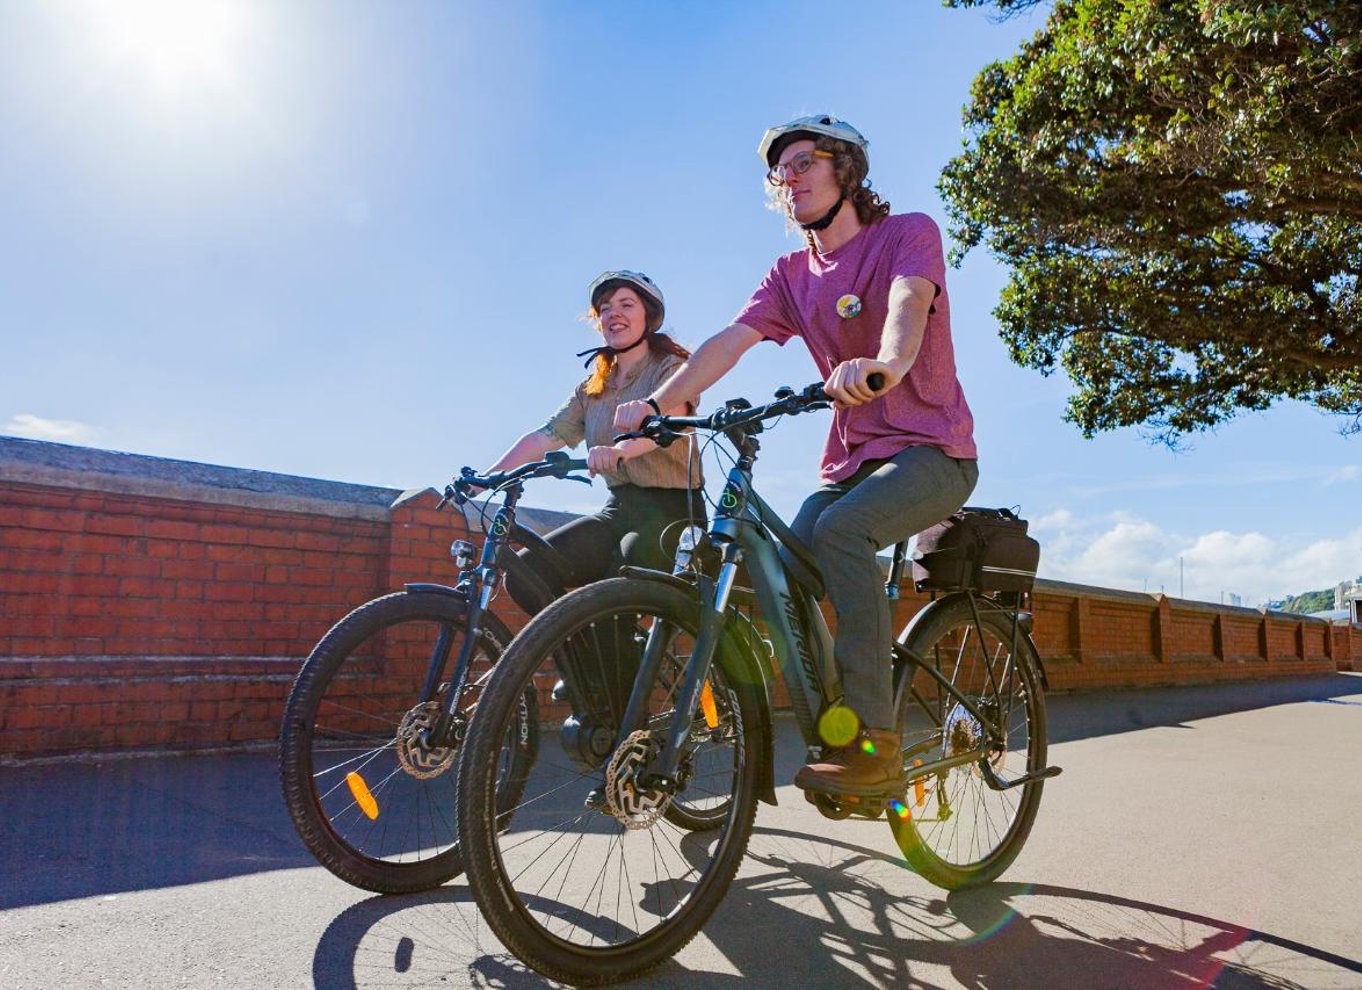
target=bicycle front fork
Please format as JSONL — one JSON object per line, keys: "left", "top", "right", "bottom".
{"left": 616, "top": 560, "right": 740, "bottom": 792}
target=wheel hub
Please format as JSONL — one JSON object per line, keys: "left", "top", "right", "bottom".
{"left": 604, "top": 730, "right": 672, "bottom": 829}
{"left": 943, "top": 701, "right": 984, "bottom": 759}
{"left": 395, "top": 701, "right": 458, "bottom": 779}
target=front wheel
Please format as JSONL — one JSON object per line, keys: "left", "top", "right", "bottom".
{"left": 888, "top": 595, "right": 1048, "bottom": 889}
{"left": 279, "top": 590, "right": 535, "bottom": 893}
{"left": 457, "top": 578, "right": 761, "bottom": 987}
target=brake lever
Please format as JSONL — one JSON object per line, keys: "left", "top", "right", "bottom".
{"left": 562, "top": 473, "right": 592, "bottom": 486}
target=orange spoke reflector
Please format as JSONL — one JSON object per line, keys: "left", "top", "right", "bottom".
{"left": 912, "top": 759, "right": 926, "bottom": 808}
{"left": 700, "top": 680, "right": 719, "bottom": 729}
{"left": 346, "top": 771, "right": 379, "bottom": 820}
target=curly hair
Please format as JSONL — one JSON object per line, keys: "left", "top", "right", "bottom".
{"left": 582, "top": 287, "right": 690, "bottom": 397}
{"left": 766, "top": 135, "right": 891, "bottom": 245}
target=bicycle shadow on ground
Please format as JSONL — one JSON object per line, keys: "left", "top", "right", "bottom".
{"left": 310, "top": 825, "right": 1362, "bottom": 989}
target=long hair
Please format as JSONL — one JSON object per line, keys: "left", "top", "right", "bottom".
{"left": 582, "top": 287, "right": 689, "bottom": 396}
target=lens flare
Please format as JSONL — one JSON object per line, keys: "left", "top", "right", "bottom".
{"left": 890, "top": 798, "right": 910, "bottom": 820}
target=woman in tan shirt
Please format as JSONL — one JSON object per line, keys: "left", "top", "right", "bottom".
{"left": 485, "top": 270, "right": 705, "bottom": 610}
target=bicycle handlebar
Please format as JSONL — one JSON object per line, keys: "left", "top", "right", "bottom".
{"left": 615, "top": 373, "right": 884, "bottom": 445}
{"left": 446, "top": 452, "right": 590, "bottom": 506}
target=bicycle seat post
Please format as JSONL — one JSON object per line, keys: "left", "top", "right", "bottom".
{"left": 885, "top": 540, "right": 908, "bottom": 600}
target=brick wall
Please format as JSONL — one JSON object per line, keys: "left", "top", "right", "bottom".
{"left": 1, "top": 437, "right": 1355, "bottom": 758}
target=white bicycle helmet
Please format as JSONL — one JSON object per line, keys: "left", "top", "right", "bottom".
{"left": 588, "top": 270, "right": 665, "bottom": 321}
{"left": 759, "top": 114, "right": 869, "bottom": 167}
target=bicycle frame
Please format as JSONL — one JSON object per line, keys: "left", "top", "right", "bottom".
{"left": 411, "top": 459, "right": 585, "bottom": 748}
{"left": 616, "top": 394, "right": 1036, "bottom": 797}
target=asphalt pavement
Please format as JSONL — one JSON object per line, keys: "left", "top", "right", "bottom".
{"left": 2, "top": 673, "right": 1360, "bottom": 989}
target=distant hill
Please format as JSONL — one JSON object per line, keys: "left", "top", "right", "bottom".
{"left": 1276, "top": 590, "right": 1335, "bottom": 614}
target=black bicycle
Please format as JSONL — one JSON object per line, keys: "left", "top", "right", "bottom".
{"left": 456, "top": 383, "right": 1062, "bottom": 984}
{"left": 278, "top": 452, "right": 593, "bottom": 893}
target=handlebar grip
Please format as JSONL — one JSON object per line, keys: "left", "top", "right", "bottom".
{"left": 867, "top": 372, "right": 885, "bottom": 392}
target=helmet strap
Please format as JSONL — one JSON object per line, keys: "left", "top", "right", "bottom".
{"left": 575, "top": 333, "right": 649, "bottom": 369}
{"left": 799, "top": 194, "right": 845, "bottom": 233}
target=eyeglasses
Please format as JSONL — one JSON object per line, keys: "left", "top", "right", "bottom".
{"left": 766, "top": 149, "right": 834, "bottom": 187}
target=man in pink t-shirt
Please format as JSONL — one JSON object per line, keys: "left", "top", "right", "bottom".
{"left": 615, "top": 115, "right": 978, "bottom": 798}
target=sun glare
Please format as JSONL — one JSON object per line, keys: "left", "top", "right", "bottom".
{"left": 82, "top": 0, "right": 250, "bottom": 94}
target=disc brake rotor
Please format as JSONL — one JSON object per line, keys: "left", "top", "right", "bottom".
{"left": 395, "top": 701, "right": 457, "bottom": 779}
{"left": 604, "top": 729, "right": 672, "bottom": 829}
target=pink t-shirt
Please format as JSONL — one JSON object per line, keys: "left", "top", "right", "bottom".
{"left": 733, "top": 212, "right": 977, "bottom": 483}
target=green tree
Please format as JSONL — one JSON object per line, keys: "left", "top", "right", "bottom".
{"left": 1276, "top": 588, "right": 1335, "bottom": 613}
{"left": 942, "top": 0, "right": 1362, "bottom": 443}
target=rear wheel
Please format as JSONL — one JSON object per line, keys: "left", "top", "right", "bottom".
{"left": 457, "top": 578, "right": 760, "bottom": 987}
{"left": 280, "top": 590, "right": 535, "bottom": 893}
{"left": 889, "top": 595, "right": 1047, "bottom": 889}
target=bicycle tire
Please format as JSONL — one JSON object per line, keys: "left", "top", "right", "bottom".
{"left": 280, "top": 590, "right": 534, "bottom": 894}
{"left": 457, "top": 577, "right": 761, "bottom": 986}
{"left": 888, "top": 595, "right": 1047, "bottom": 889}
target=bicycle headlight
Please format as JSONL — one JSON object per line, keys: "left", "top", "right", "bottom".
{"left": 450, "top": 540, "right": 477, "bottom": 570}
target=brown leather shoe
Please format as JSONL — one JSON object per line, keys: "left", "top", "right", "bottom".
{"left": 795, "top": 728, "right": 906, "bottom": 798}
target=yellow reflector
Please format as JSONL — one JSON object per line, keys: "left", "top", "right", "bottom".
{"left": 346, "top": 771, "right": 379, "bottom": 820}
{"left": 912, "top": 759, "right": 926, "bottom": 808}
{"left": 817, "top": 705, "right": 860, "bottom": 748}
{"left": 700, "top": 680, "right": 719, "bottom": 729}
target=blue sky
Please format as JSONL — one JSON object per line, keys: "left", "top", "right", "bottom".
{"left": 2, "top": 1, "right": 1358, "bottom": 606}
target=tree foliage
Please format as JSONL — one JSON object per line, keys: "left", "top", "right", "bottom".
{"left": 1275, "top": 588, "right": 1335, "bottom": 613}
{"left": 942, "top": 0, "right": 1362, "bottom": 442}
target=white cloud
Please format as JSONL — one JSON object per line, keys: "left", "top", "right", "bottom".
{"left": 3, "top": 413, "right": 100, "bottom": 445}
{"left": 1035, "top": 507, "right": 1362, "bottom": 606}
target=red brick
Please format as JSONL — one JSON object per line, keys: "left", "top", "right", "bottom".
{"left": 213, "top": 562, "right": 265, "bottom": 583}
{"left": 147, "top": 520, "right": 201, "bottom": 541}
{"left": 103, "top": 557, "right": 163, "bottom": 579}
{"left": 117, "top": 577, "right": 175, "bottom": 598}
{"left": 62, "top": 533, "right": 130, "bottom": 555}
{"left": 295, "top": 532, "right": 341, "bottom": 552}
{"left": 24, "top": 507, "right": 87, "bottom": 532}
{"left": 204, "top": 583, "right": 254, "bottom": 603}
{"left": 0, "top": 572, "right": 61, "bottom": 595}
{"left": 162, "top": 560, "right": 214, "bottom": 580}
{"left": 201, "top": 524, "right": 249, "bottom": 544}
{"left": 0, "top": 547, "right": 64, "bottom": 572}
{"left": 2, "top": 528, "right": 65, "bottom": 550}
{"left": 84, "top": 515, "right": 149, "bottom": 538}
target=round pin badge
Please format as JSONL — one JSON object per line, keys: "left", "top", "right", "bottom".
{"left": 836, "top": 293, "right": 862, "bottom": 319}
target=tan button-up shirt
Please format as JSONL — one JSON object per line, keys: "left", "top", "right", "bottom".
{"left": 543, "top": 351, "right": 704, "bottom": 490}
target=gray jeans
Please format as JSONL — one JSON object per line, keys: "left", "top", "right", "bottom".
{"left": 790, "top": 445, "right": 979, "bottom": 730}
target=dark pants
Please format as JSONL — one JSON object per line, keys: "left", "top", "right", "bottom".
{"left": 791, "top": 446, "right": 979, "bottom": 730}
{"left": 506, "top": 484, "right": 706, "bottom": 614}
{"left": 505, "top": 485, "right": 706, "bottom": 728}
